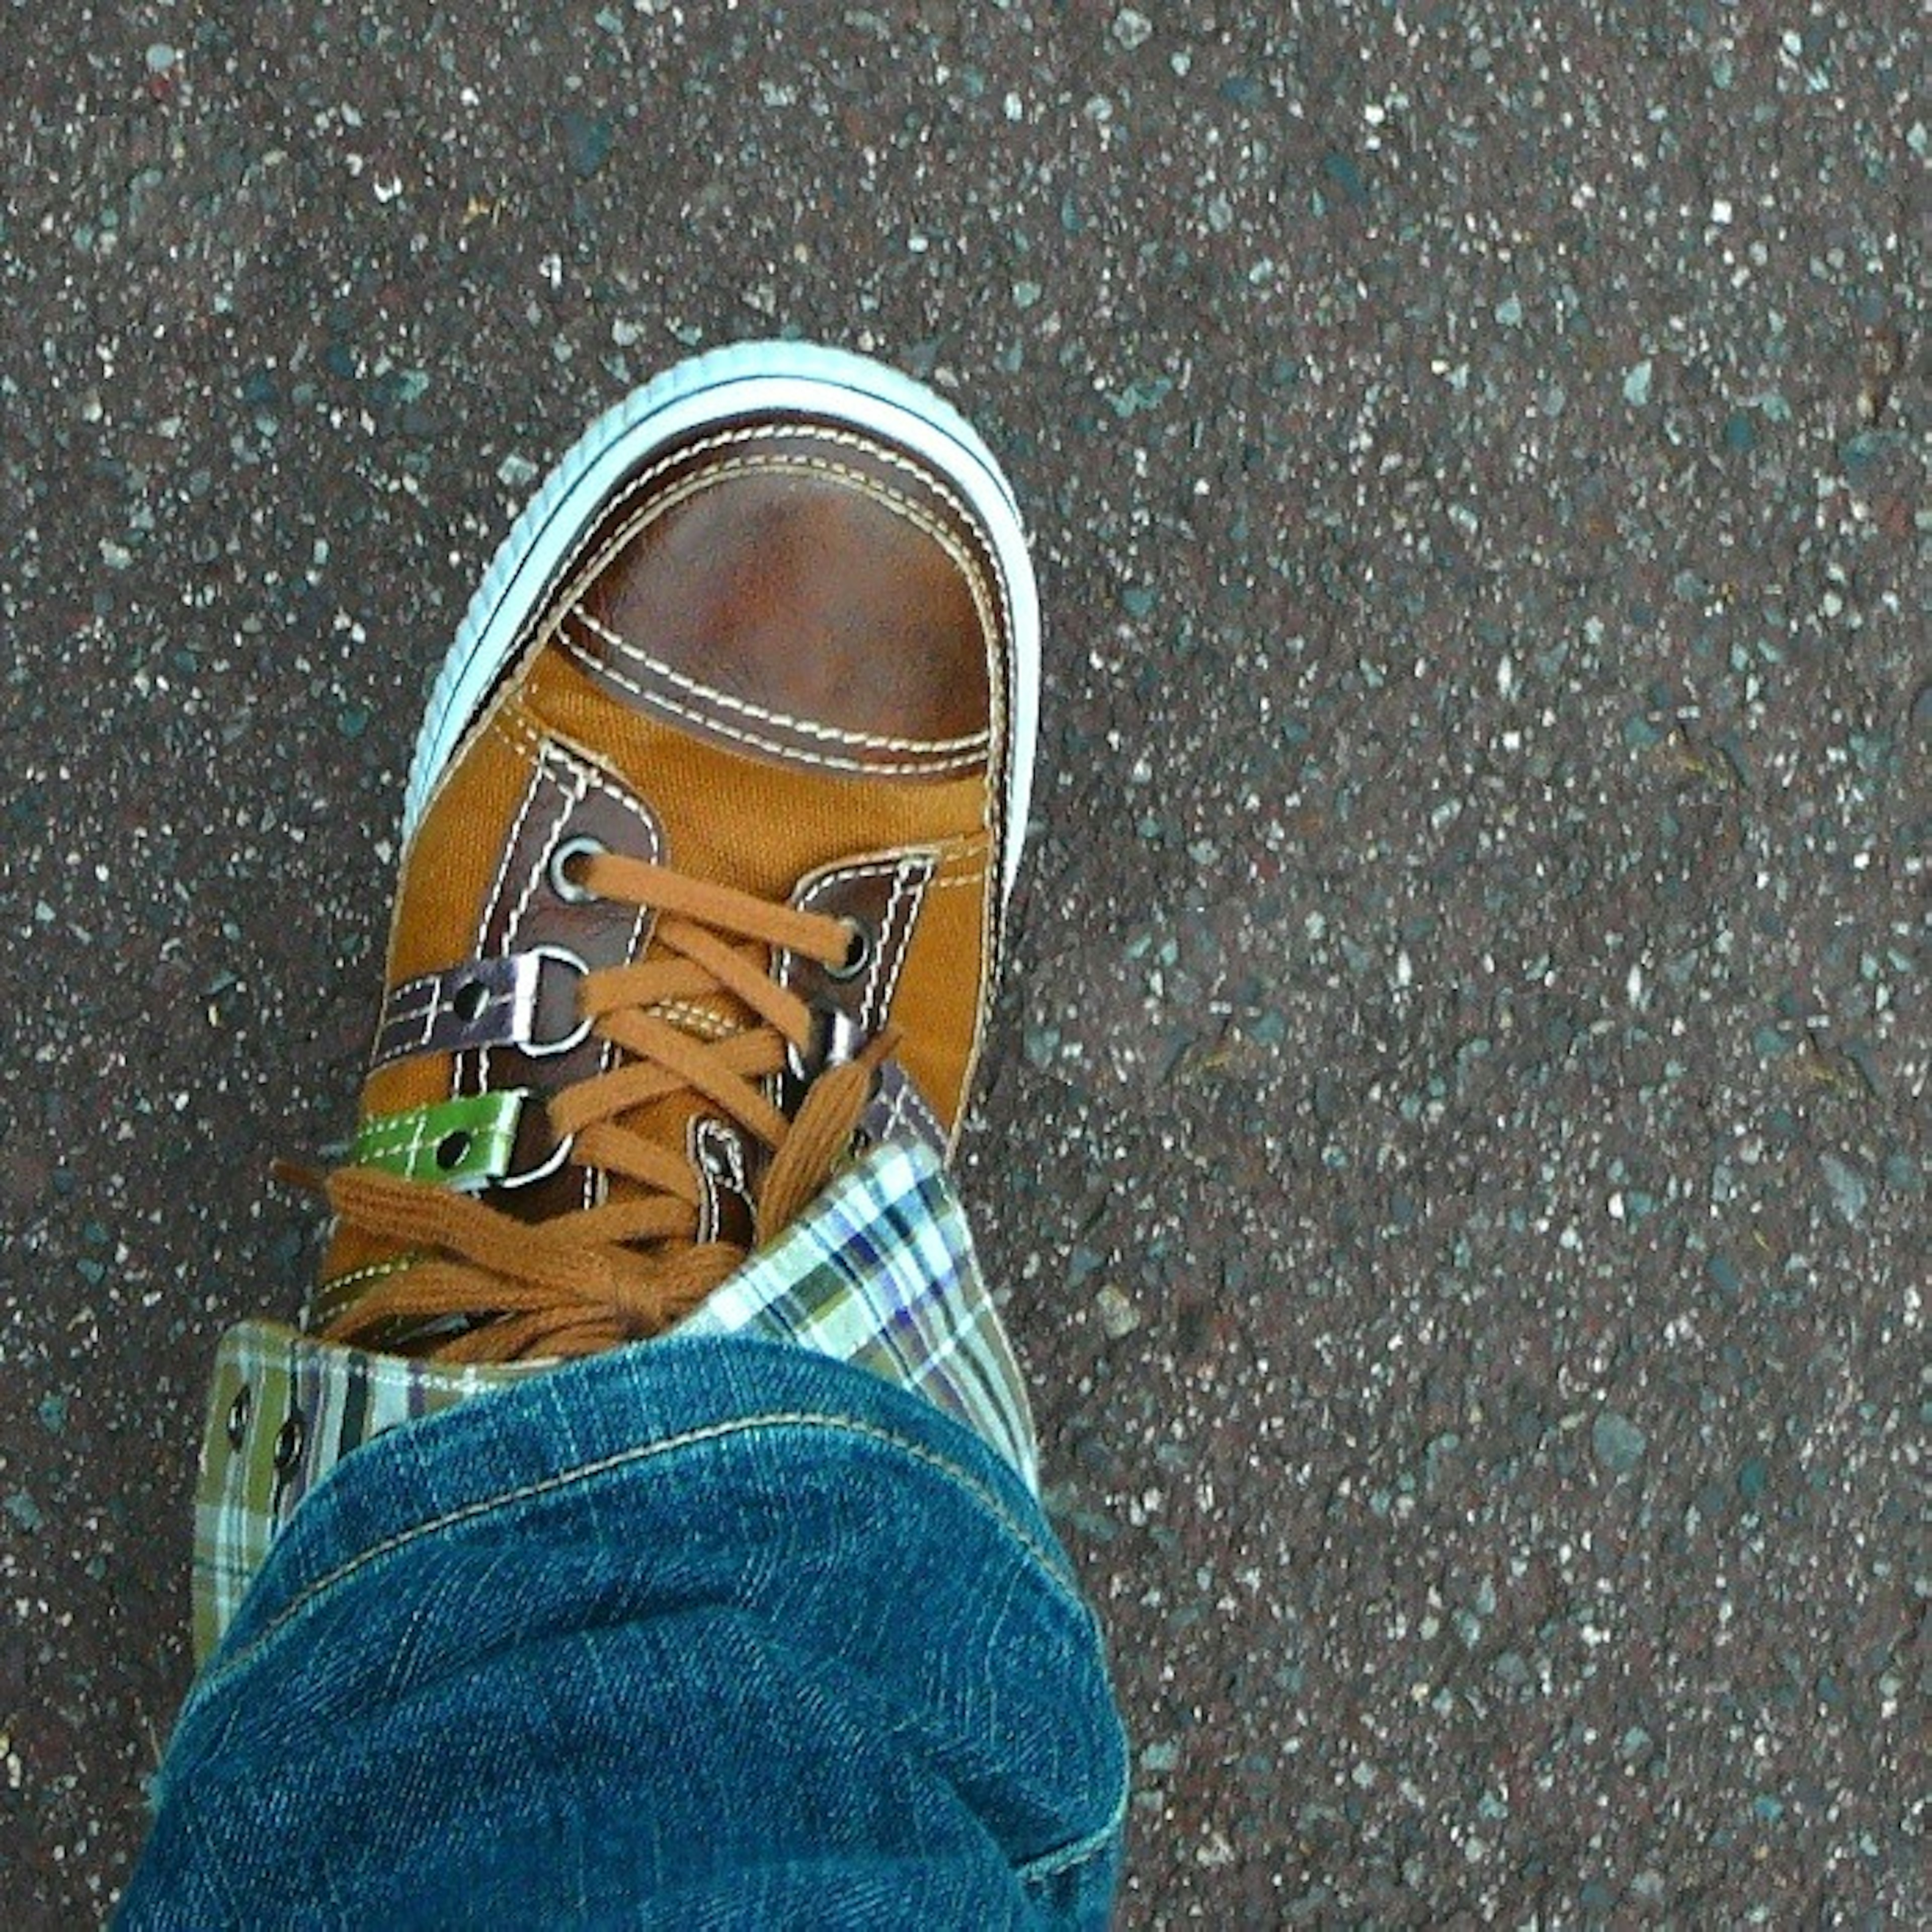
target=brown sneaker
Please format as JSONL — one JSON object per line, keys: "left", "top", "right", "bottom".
{"left": 307, "top": 343, "right": 1039, "bottom": 1362}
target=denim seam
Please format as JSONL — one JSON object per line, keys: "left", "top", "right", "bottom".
{"left": 199, "top": 1410, "right": 1083, "bottom": 1698}
{"left": 1012, "top": 1776, "right": 1130, "bottom": 1883}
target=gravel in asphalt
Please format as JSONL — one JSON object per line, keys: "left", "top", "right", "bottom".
{"left": 2, "top": 4, "right": 1924, "bottom": 1923}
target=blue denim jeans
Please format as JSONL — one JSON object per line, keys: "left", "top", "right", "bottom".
{"left": 120, "top": 1337, "right": 1127, "bottom": 1928}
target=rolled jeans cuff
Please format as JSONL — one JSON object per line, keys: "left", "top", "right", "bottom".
{"left": 127, "top": 1336, "right": 1127, "bottom": 1929}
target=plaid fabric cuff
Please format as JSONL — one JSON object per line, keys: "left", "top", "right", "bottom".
{"left": 191, "top": 1142, "right": 1035, "bottom": 1664}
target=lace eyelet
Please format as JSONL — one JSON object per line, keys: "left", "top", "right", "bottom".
{"left": 548, "top": 836, "right": 608, "bottom": 905}
{"left": 824, "top": 918, "right": 874, "bottom": 983}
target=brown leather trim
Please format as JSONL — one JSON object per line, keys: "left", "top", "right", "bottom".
{"left": 435, "top": 420, "right": 1005, "bottom": 788}
{"left": 858, "top": 1059, "right": 948, "bottom": 1159}
{"left": 370, "top": 951, "right": 578, "bottom": 1072}
{"left": 689, "top": 1115, "right": 754, "bottom": 1248}
{"left": 556, "top": 426, "right": 1003, "bottom": 776}
{"left": 455, "top": 734, "right": 663, "bottom": 1219}
{"left": 777, "top": 848, "right": 939, "bottom": 1039}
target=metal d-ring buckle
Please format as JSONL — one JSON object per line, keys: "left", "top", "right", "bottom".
{"left": 492, "top": 943, "right": 591, "bottom": 1189}
{"left": 784, "top": 1002, "right": 867, "bottom": 1088}
{"left": 521, "top": 945, "right": 593, "bottom": 1059}
{"left": 493, "top": 1098, "right": 577, "bottom": 1190}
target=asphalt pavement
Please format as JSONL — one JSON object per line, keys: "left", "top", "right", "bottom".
{"left": 1, "top": 3, "right": 1923, "bottom": 1923}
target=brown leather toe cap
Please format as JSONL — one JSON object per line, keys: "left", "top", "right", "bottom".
{"left": 555, "top": 424, "right": 1001, "bottom": 775}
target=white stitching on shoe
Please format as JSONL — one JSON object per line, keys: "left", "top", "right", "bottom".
{"left": 504, "top": 758, "right": 588, "bottom": 953}
{"left": 593, "top": 447, "right": 996, "bottom": 652}
{"left": 495, "top": 712, "right": 670, "bottom": 861}
{"left": 893, "top": 1073, "right": 945, "bottom": 1149}
{"left": 369, "top": 978, "right": 438, "bottom": 1067}
{"left": 779, "top": 854, "right": 900, "bottom": 1003}
{"left": 556, "top": 444, "right": 997, "bottom": 750}
{"left": 557, "top": 634, "right": 987, "bottom": 776}
{"left": 550, "top": 441, "right": 1004, "bottom": 779}
{"left": 553, "top": 421, "right": 999, "bottom": 631}
{"left": 797, "top": 856, "right": 915, "bottom": 885}
{"left": 792, "top": 852, "right": 934, "bottom": 1031}
{"left": 879, "top": 1071, "right": 910, "bottom": 1142}
{"left": 571, "top": 608, "right": 990, "bottom": 756}
{"left": 310, "top": 1255, "right": 417, "bottom": 1312}
{"left": 868, "top": 858, "right": 928, "bottom": 1033}
{"left": 476, "top": 747, "right": 549, "bottom": 965}
{"left": 648, "top": 1000, "right": 736, "bottom": 1040}
{"left": 319, "top": 1256, "right": 415, "bottom": 1290}
{"left": 356, "top": 1107, "right": 446, "bottom": 1167}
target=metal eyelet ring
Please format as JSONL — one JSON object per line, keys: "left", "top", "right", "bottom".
{"left": 824, "top": 918, "right": 875, "bottom": 983}
{"left": 225, "top": 1384, "right": 253, "bottom": 1450}
{"left": 521, "top": 945, "right": 593, "bottom": 1059}
{"left": 547, "top": 835, "right": 609, "bottom": 905}
{"left": 694, "top": 1119, "right": 746, "bottom": 1186}
{"left": 273, "top": 1408, "right": 306, "bottom": 1475}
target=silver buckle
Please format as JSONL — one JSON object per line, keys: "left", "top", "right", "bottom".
{"left": 493, "top": 1103, "right": 577, "bottom": 1190}
{"left": 520, "top": 945, "right": 593, "bottom": 1059}
{"left": 785, "top": 1003, "right": 866, "bottom": 1086}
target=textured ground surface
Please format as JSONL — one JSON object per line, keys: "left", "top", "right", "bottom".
{"left": 2, "top": 3, "right": 1925, "bottom": 1923}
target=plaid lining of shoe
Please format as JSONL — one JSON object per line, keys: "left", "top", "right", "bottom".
{"left": 191, "top": 1141, "right": 1037, "bottom": 1663}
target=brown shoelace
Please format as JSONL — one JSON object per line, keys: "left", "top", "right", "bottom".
{"left": 318, "top": 852, "right": 889, "bottom": 1363}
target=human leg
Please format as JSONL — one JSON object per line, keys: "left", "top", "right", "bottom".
{"left": 123, "top": 344, "right": 1125, "bottom": 1927}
